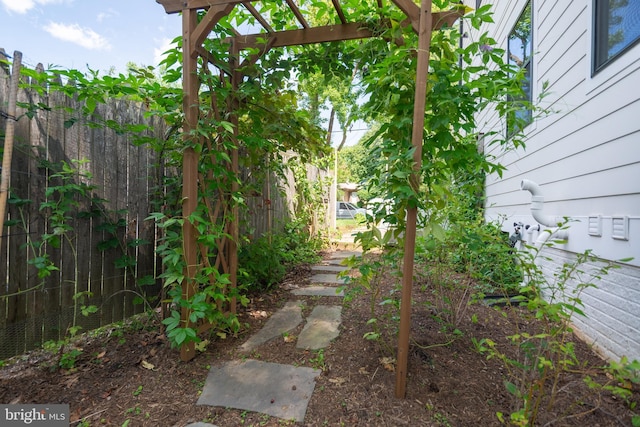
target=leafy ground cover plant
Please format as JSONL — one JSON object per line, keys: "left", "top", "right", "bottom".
{"left": 418, "top": 216, "right": 524, "bottom": 297}
{"left": 474, "top": 240, "right": 639, "bottom": 426}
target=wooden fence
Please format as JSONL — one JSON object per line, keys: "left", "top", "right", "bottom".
{"left": 0, "top": 55, "right": 170, "bottom": 358}
{"left": 0, "top": 52, "right": 329, "bottom": 359}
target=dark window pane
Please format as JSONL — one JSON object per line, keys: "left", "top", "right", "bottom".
{"left": 594, "top": 0, "right": 640, "bottom": 71}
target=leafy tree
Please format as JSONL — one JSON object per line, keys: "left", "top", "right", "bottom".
{"left": 337, "top": 142, "right": 368, "bottom": 184}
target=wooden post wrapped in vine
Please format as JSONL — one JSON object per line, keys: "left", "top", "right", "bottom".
{"left": 180, "top": 8, "right": 201, "bottom": 362}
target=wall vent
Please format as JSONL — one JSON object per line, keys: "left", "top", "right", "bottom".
{"left": 588, "top": 215, "right": 602, "bottom": 237}
{"left": 612, "top": 216, "right": 629, "bottom": 241}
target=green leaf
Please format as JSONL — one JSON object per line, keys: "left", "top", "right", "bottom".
{"left": 64, "top": 118, "right": 77, "bottom": 129}
{"left": 137, "top": 275, "right": 156, "bottom": 286}
{"left": 81, "top": 305, "right": 99, "bottom": 316}
{"left": 220, "top": 121, "right": 235, "bottom": 133}
{"left": 504, "top": 381, "right": 519, "bottom": 396}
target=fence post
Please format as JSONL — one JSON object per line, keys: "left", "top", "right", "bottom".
{"left": 0, "top": 50, "right": 22, "bottom": 248}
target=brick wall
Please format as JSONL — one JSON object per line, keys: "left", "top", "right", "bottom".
{"left": 537, "top": 248, "right": 640, "bottom": 362}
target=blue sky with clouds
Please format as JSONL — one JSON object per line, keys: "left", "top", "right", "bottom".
{"left": 0, "top": 0, "right": 182, "bottom": 74}
{"left": 0, "top": 0, "right": 366, "bottom": 145}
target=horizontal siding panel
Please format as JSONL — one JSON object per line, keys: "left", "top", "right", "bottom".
{"left": 486, "top": 132, "right": 640, "bottom": 201}
{"left": 537, "top": 0, "right": 563, "bottom": 36}
{"left": 537, "top": 1, "right": 585, "bottom": 71}
{"left": 486, "top": 97, "right": 640, "bottom": 188}
{"left": 486, "top": 164, "right": 640, "bottom": 209}
{"left": 538, "top": 44, "right": 587, "bottom": 107}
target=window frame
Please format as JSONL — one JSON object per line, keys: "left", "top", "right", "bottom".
{"left": 506, "top": 0, "right": 533, "bottom": 137}
{"left": 592, "top": 0, "right": 640, "bottom": 74}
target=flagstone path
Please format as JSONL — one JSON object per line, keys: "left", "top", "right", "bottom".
{"left": 191, "top": 249, "right": 362, "bottom": 426}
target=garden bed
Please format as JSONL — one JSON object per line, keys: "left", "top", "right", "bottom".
{"left": 0, "top": 257, "right": 637, "bottom": 426}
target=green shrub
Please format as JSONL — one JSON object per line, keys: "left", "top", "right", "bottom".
{"left": 238, "top": 219, "right": 324, "bottom": 293}
{"left": 418, "top": 217, "right": 523, "bottom": 295}
{"left": 238, "top": 235, "right": 288, "bottom": 292}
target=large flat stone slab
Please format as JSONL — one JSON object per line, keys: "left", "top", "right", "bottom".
{"left": 310, "top": 264, "right": 349, "bottom": 272}
{"left": 296, "top": 305, "right": 342, "bottom": 350}
{"left": 240, "top": 301, "right": 303, "bottom": 352}
{"left": 309, "top": 273, "right": 345, "bottom": 285}
{"left": 291, "top": 285, "right": 344, "bottom": 297}
{"left": 198, "top": 359, "right": 321, "bottom": 422}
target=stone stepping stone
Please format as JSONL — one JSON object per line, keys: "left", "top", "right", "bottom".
{"left": 291, "top": 285, "right": 344, "bottom": 297}
{"left": 309, "top": 273, "right": 345, "bottom": 285}
{"left": 328, "top": 250, "right": 361, "bottom": 260}
{"left": 240, "top": 301, "right": 303, "bottom": 352}
{"left": 325, "top": 258, "right": 349, "bottom": 266}
{"left": 296, "top": 305, "right": 342, "bottom": 350}
{"left": 198, "top": 359, "right": 321, "bottom": 422}
{"left": 310, "top": 264, "right": 349, "bottom": 273}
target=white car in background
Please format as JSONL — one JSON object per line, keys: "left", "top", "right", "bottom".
{"left": 336, "top": 201, "right": 368, "bottom": 219}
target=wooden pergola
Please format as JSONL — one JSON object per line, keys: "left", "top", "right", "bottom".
{"left": 156, "top": 0, "right": 462, "bottom": 398}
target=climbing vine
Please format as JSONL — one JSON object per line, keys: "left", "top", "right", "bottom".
{"left": 7, "top": 1, "right": 551, "bottom": 353}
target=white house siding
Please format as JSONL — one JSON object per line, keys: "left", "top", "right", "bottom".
{"left": 465, "top": 0, "right": 640, "bottom": 362}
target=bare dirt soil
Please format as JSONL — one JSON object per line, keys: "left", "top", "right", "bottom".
{"left": 1, "top": 251, "right": 638, "bottom": 427}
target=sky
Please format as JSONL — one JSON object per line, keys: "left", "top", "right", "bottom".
{"left": 0, "top": 0, "right": 182, "bottom": 74}
{"left": 0, "top": 0, "right": 366, "bottom": 146}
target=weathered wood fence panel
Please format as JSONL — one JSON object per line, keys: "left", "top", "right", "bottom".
{"left": 0, "top": 59, "right": 167, "bottom": 358}
{"left": 241, "top": 152, "right": 329, "bottom": 240}
{"left": 0, "top": 53, "right": 328, "bottom": 359}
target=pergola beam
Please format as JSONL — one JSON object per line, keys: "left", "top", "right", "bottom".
{"left": 243, "top": 2, "right": 274, "bottom": 33}
{"left": 390, "top": 0, "right": 419, "bottom": 32}
{"left": 157, "top": 0, "right": 247, "bottom": 14}
{"left": 190, "top": 3, "right": 236, "bottom": 57}
{"left": 229, "top": 12, "right": 461, "bottom": 51}
{"left": 285, "top": 0, "right": 310, "bottom": 29}
{"left": 232, "top": 22, "right": 374, "bottom": 50}
{"left": 331, "top": 0, "right": 347, "bottom": 24}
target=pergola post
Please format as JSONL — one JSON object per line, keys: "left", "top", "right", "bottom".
{"left": 395, "top": 0, "right": 433, "bottom": 398}
{"left": 229, "top": 41, "right": 241, "bottom": 313}
{"left": 180, "top": 8, "right": 200, "bottom": 362}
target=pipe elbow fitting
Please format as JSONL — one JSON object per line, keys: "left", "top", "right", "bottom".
{"left": 520, "top": 179, "right": 565, "bottom": 228}
{"left": 521, "top": 179, "right": 541, "bottom": 196}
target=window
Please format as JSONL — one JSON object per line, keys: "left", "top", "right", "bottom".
{"left": 507, "top": 1, "right": 533, "bottom": 136}
{"left": 594, "top": 0, "right": 640, "bottom": 72}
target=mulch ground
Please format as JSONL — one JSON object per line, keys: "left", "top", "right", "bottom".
{"left": 1, "top": 251, "right": 638, "bottom": 426}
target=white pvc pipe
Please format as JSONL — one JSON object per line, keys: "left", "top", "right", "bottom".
{"left": 520, "top": 179, "right": 569, "bottom": 251}
{"left": 520, "top": 179, "right": 564, "bottom": 227}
